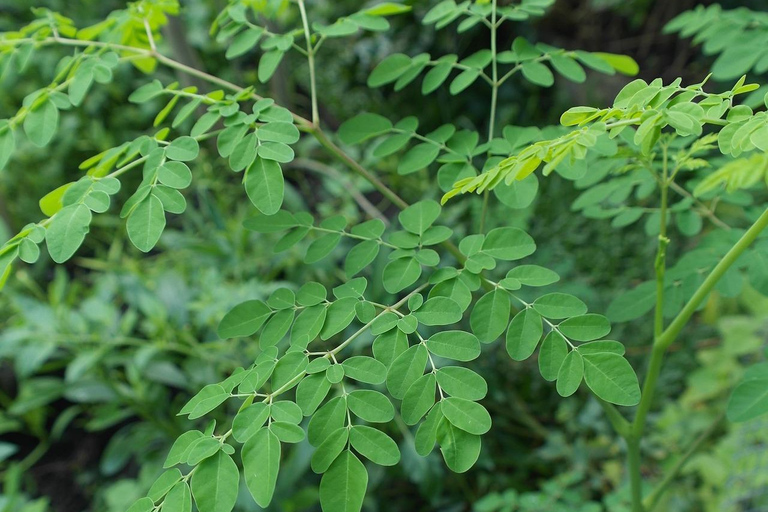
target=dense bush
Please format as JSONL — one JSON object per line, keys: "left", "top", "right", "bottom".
{"left": 1, "top": 1, "right": 767, "bottom": 512}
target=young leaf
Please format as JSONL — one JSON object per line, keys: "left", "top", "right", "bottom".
{"left": 538, "top": 331, "right": 568, "bottom": 382}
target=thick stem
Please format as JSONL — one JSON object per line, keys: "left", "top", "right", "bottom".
{"left": 627, "top": 437, "right": 644, "bottom": 512}
{"left": 628, "top": 206, "right": 768, "bottom": 510}
{"left": 297, "top": 0, "right": 319, "bottom": 125}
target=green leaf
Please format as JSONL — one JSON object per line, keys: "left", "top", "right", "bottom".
{"left": 435, "top": 367, "right": 487, "bottom": 401}
{"left": 305, "top": 233, "right": 342, "bottom": 263}
{"left": 413, "top": 297, "right": 462, "bottom": 326}
{"left": 148, "top": 469, "right": 183, "bottom": 501}
{"left": 321, "top": 297, "right": 358, "bottom": 340}
{"left": 347, "top": 389, "right": 394, "bottom": 423}
{"left": 401, "top": 373, "right": 436, "bottom": 425}
{"left": 23, "top": 99, "right": 59, "bottom": 147}
{"left": 190, "top": 451, "right": 239, "bottom": 512}
{"left": 506, "top": 308, "right": 543, "bottom": 361}
{"left": 166, "top": 136, "right": 199, "bottom": 161}
{"left": 232, "top": 402, "right": 270, "bottom": 443}
{"left": 415, "top": 404, "right": 443, "bottom": 456}
{"left": 158, "top": 161, "right": 192, "bottom": 189}
{"left": 226, "top": 28, "right": 262, "bottom": 59}
{"left": 450, "top": 69, "right": 480, "bottom": 95}
{"left": 556, "top": 350, "right": 584, "bottom": 397}
{"left": 271, "top": 352, "right": 308, "bottom": 390}
{"left": 342, "top": 356, "right": 387, "bottom": 384}
{"left": 422, "top": 58, "right": 455, "bottom": 94}
{"left": 482, "top": 227, "right": 536, "bottom": 260}
{"left": 506, "top": 265, "right": 559, "bottom": 287}
{"left": 532, "top": 293, "right": 587, "bottom": 319}
{"left": 576, "top": 340, "right": 625, "bottom": 355}
{"left": 218, "top": 300, "right": 271, "bottom": 339}
{"left": 311, "top": 428, "right": 348, "bottom": 473}
{"left": 549, "top": 54, "right": 586, "bottom": 82}
{"left": 368, "top": 53, "right": 412, "bottom": 87}
{"left": 129, "top": 80, "right": 164, "bottom": 103}
{"left": 126, "top": 498, "right": 154, "bottom": 512}
{"left": 162, "top": 482, "right": 192, "bottom": 512}
{"left": 582, "top": 353, "right": 641, "bottom": 406}
{"left": 345, "top": 240, "right": 380, "bottom": 277}
{"left": 319, "top": 451, "right": 368, "bottom": 512}
{"left": 297, "top": 373, "right": 332, "bottom": 416}
{"left": 365, "top": 3, "right": 412, "bottom": 16}
{"left": 270, "top": 421, "right": 305, "bottom": 443}
{"left": 338, "top": 113, "right": 393, "bottom": 145}
{"left": 127, "top": 195, "right": 166, "bottom": 252}
{"left": 291, "top": 305, "right": 326, "bottom": 348}
{"left": 242, "top": 428, "right": 280, "bottom": 508}
{"left": 398, "top": 143, "right": 440, "bottom": 175}
{"left": 521, "top": 61, "right": 554, "bottom": 87}
{"left": 164, "top": 431, "right": 205, "bottom": 468}
{"left": 297, "top": 282, "right": 327, "bottom": 306}
{"left": 440, "top": 397, "right": 491, "bottom": 435}
{"left": 591, "top": 52, "right": 639, "bottom": 75}
{"left": 0, "top": 125, "right": 15, "bottom": 172}
{"left": 180, "top": 384, "right": 229, "bottom": 419}
{"left": 349, "top": 425, "right": 400, "bottom": 465}
{"left": 387, "top": 344, "right": 428, "bottom": 399}
{"left": 558, "top": 314, "right": 611, "bottom": 341}
{"left": 258, "top": 50, "right": 285, "bottom": 83}
{"left": 45, "top": 204, "right": 92, "bottom": 263}
{"left": 437, "top": 419, "right": 481, "bottom": 473}
{"left": 398, "top": 200, "right": 441, "bottom": 235}
{"left": 382, "top": 257, "right": 421, "bottom": 293}
{"left": 470, "top": 290, "right": 511, "bottom": 343}
{"left": 373, "top": 329, "right": 409, "bottom": 368}
{"left": 727, "top": 363, "right": 768, "bottom": 422}
{"left": 308, "top": 397, "right": 347, "bottom": 446}
{"left": 245, "top": 158, "right": 284, "bottom": 215}
{"left": 426, "top": 331, "right": 481, "bottom": 361}
{"left": 538, "top": 331, "right": 568, "bottom": 382}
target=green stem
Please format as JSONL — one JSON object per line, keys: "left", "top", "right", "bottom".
{"left": 627, "top": 437, "right": 644, "bottom": 512}
{"left": 488, "top": 0, "right": 498, "bottom": 141}
{"left": 628, "top": 206, "right": 768, "bottom": 510}
{"left": 297, "top": 0, "right": 319, "bottom": 125}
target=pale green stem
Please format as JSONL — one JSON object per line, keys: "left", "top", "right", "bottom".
{"left": 297, "top": 0, "right": 319, "bottom": 125}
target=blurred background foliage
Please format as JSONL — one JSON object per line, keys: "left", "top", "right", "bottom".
{"left": 0, "top": 1, "right": 767, "bottom": 511}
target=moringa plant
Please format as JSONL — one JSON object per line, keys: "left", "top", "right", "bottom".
{"left": 0, "top": 1, "right": 767, "bottom": 512}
